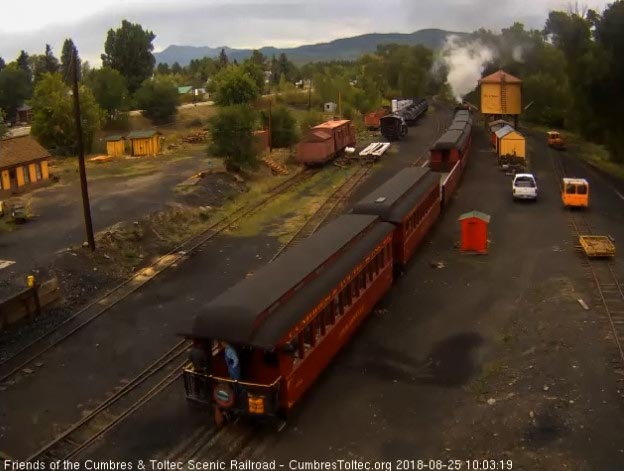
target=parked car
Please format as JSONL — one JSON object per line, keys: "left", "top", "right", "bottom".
{"left": 512, "top": 173, "right": 538, "bottom": 201}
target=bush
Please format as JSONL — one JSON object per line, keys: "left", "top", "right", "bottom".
{"left": 260, "top": 105, "right": 299, "bottom": 148}
{"left": 208, "top": 105, "right": 259, "bottom": 171}
{"left": 135, "top": 77, "right": 180, "bottom": 124}
{"left": 210, "top": 66, "right": 260, "bottom": 106}
{"left": 298, "top": 110, "right": 325, "bottom": 134}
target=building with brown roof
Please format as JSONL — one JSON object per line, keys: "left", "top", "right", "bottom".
{"left": 0, "top": 135, "right": 51, "bottom": 196}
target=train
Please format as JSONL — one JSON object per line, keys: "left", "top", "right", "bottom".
{"left": 428, "top": 109, "right": 472, "bottom": 172}
{"left": 379, "top": 98, "right": 428, "bottom": 141}
{"left": 296, "top": 119, "right": 356, "bottom": 165}
{"left": 181, "top": 108, "right": 472, "bottom": 423}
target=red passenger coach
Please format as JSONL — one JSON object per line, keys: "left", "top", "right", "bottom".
{"left": 181, "top": 214, "right": 394, "bottom": 420}
{"left": 429, "top": 110, "right": 472, "bottom": 172}
{"left": 352, "top": 168, "right": 441, "bottom": 267}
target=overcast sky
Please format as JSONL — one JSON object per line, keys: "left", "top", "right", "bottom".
{"left": 0, "top": 0, "right": 611, "bottom": 64}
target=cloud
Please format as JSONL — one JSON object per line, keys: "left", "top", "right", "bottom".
{"left": 0, "top": 0, "right": 611, "bottom": 64}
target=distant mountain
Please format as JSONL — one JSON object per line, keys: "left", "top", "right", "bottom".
{"left": 154, "top": 29, "right": 467, "bottom": 66}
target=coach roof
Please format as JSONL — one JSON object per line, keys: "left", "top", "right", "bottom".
{"left": 186, "top": 214, "right": 394, "bottom": 347}
{"left": 352, "top": 168, "right": 439, "bottom": 223}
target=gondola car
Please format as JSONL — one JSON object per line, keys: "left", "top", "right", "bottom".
{"left": 182, "top": 214, "right": 394, "bottom": 421}
{"left": 352, "top": 167, "right": 441, "bottom": 267}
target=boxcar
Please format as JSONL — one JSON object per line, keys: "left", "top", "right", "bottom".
{"left": 352, "top": 168, "right": 441, "bottom": 267}
{"left": 181, "top": 214, "right": 394, "bottom": 420}
{"left": 297, "top": 119, "right": 356, "bottom": 165}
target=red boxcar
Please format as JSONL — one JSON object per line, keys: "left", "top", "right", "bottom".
{"left": 352, "top": 167, "right": 441, "bottom": 266}
{"left": 364, "top": 108, "right": 390, "bottom": 129}
{"left": 297, "top": 119, "right": 356, "bottom": 165}
{"left": 181, "top": 214, "right": 394, "bottom": 420}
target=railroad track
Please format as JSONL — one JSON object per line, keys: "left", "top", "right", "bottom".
{"left": 27, "top": 340, "right": 190, "bottom": 461}
{"left": 0, "top": 169, "right": 317, "bottom": 384}
{"left": 270, "top": 163, "right": 373, "bottom": 262}
{"left": 551, "top": 149, "right": 624, "bottom": 389}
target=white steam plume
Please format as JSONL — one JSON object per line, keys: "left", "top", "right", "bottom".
{"left": 439, "top": 35, "right": 495, "bottom": 102}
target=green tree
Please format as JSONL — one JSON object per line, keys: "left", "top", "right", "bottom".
{"left": 260, "top": 105, "right": 298, "bottom": 148}
{"left": 156, "top": 63, "right": 170, "bottom": 75}
{"left": 0, "top": 109, "right": 8, "bottom": 138}
{"left": 43, "top": 44, "right": 60, "bottom": 74}
{"left": 30, "top": 72, "right": 103, "bottom": 154}
{"left": 31, "top": 44, "right": 60, "bottom": 83}
{"left": 242, "top": 59, "right": 265, "bottom": 92}
{"left": 0, "top": 64, "right": 32, "bottom": 118}
{"left": 135, "top": 76, "right": 179, "bottom": 123}
{"left": 211, "top": 65, "right": 260, "bottom": 106}
{"left": 171, "top": 62, "right": 182, "bottom": 75}
{"left": 101, "top": 20, "right": 156, "bottom": 93}
{"left": 61, "top": 38, "right": 79, "bottom": 83}
{"left": 218, "top": 48, "right": 229, "bottom": 69}
{"left": 208, "top": 104, "right": 258, "bottom": 171}
{"left": 248, "top": 50, "right": 266, "bottom": 67}
{"left": 84, "top": 67, "right": 129, "bottom": 117}
{"left": 0, "top": 57, "right": 5, "bottom": 72}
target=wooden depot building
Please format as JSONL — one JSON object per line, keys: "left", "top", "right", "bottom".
{"left": 0, "top": 135, "right": 51, "bottom": 196}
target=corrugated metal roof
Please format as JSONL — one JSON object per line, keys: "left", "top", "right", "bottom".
{"left": 495, "top": 125, "right": 515, "bottom": 138}
{"left": 479, "top": 69, "right": 522, "bottom": 84}
{"left": 178, "top": 86, "right": 193, "bottom": 94}
{"left": 0, "top": 135, "right": 50, "bottom": 169}
{"left": 106, "top": 135, "right": 125, "bottom": 142}
{"left": 126, "top": 130, "right": 161, "bottom": 139}
{"left": 459, "top": 210, "right": 491, "bottom": 222}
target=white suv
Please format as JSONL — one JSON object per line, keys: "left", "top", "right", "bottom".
{"left": 512, "top": 173, "right": 538, "bottom": 200}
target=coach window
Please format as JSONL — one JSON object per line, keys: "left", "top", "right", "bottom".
{"left": 330, "top": 299, "right": 337, "bottom": 323}
{"left": 297, "top": 332, "right": 305, "bottom": 359}
{"left": 304, "top": 324, "right": 314, "bottom": 348}
{"left": 319, "top": 308, "right": 327, "bottom": 335}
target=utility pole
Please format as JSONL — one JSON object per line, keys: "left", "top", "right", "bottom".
{"left": 338, "top": 91, "right": 342, "bottom": 118}
{"left": 307, "top": 79, "right": 312, "bottom": 111}
{"left": 268, "top": 99, "right": 272, "bottom": 153}
{"left": 71, "top": 47, "right": 95, "bottom": 251}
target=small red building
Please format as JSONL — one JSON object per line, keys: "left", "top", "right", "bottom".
{"left": 458, "top": 210, "right": 490, "bottom": 253}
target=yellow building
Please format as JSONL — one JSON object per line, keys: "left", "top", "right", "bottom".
{"left": 127, "top": 130, "right": 162, "bottom": 157}
{"left": 479, "top": 70, "right": 522, "bottom": 126}
{"left": 0, "top": 135, "right": 51, "bottom": 196}
{"left": 106, "top": 135, "right": 126, "bottom": 157}
{"left": 495, "top": 125, "right": 525, "bottom": 158}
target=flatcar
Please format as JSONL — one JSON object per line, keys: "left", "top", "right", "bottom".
{"left": 352, "top": 167, "right": 441, "bottom": 267}
{"left": 182, "top": 214, "right": 394, "bottom": 421}
{"left": 296, "top": 119, "right": 356, "bottom": 165}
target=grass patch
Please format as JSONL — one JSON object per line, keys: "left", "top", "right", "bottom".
{"left": 228, "top": 165, "right": 355, "bottom": 240}
{"left": 524, "top": 123, "right": 624, "bottom": 182}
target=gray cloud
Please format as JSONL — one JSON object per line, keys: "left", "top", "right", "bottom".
{"left": 0, "top": 0, "right": 609, "bottom": 64}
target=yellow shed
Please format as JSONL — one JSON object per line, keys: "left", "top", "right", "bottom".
{"left": 479, "top": 70, "right": 522, "bottom": 122}
{"left": 495, "top": 125, "right": 525, "bottom": 158}
{"left": 106, "top": 135, "right": 126, "bottom": 157}
{"left": 127, "top": 130, "right": 162, "bottom": 157}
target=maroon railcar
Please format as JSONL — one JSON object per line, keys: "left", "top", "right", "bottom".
{"left": 352, "top": 167, "right": 441, "bottom": 267}
{"left": 429, "top": 111, "right": 472, "bottom": 172}
{"left": 181, "top": 214, "right": 394, "bottom": 420}
{"left": 297, "top": 119, "right": 356, "bottom": 165}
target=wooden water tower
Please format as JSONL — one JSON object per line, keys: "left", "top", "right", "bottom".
{"left": 479, "top": 70, "right": 522, "bottom": 128}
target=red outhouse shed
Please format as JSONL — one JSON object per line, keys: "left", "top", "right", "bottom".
{"left": 458, "top": 210, "right": 490, "bottom": 253}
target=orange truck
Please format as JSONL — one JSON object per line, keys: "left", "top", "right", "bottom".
{"left": 562, "top": 178, "right": 589, "bottom": 208}
{"left": 547, "top": 131, "right": 566, "bottom": 150}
